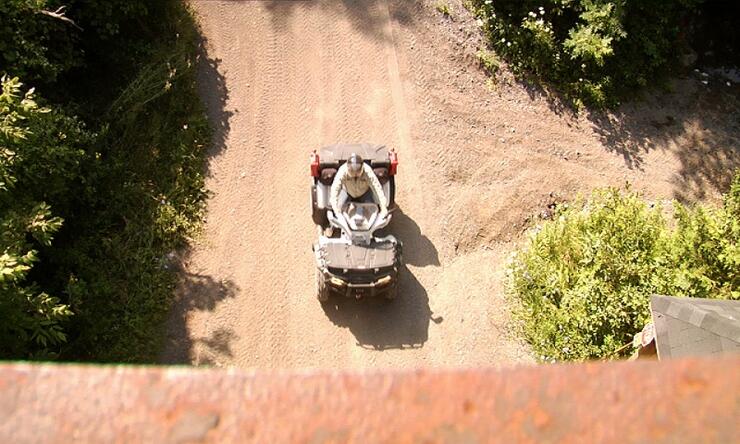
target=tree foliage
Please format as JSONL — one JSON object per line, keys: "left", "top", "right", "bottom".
{"left": 0, "top": 1, "right": 209, "bottom": 361}
{"left": 510, "top": 175, "right": 740, "bottom": 362}
{"left": 468, "top": 0, "right": 702, "bottom": 107}
{"left": 0, "top": 1, "right": 80, "bottom": 84}
{"left": 0, "top": 76, "right": 83, "bottom": 356}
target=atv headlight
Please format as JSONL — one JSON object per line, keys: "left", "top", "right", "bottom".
{"left": 376, "top": 275, "right": 392, "bottom": 286}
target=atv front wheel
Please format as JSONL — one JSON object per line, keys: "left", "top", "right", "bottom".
{"left": 384, "top": 284, "right": 398, "bottom": 300}
{"left": 316, "top": 269, "right": 330, "bottom": 302}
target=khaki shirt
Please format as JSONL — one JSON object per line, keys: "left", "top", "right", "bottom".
{"left": 330, "top": 163, "right": 388, "bottom": 215}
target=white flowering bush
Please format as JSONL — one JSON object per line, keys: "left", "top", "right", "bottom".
{"left": 468, "top": 0, "right": 701, "bottom": 107}
{"left": 510, "top": 176, "right": 740, "bottom": 361}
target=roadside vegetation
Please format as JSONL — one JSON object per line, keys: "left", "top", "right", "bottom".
{"left": 510, "top": 173, "right": 740, "bottom": 361}
{"left": 435, "top": 1, "right": 452, "bottom": 17}
{"left": 0, "top": 1, "right": 208, "bottom": 361}
{"left": 465, "top": 0, "right": 740, "bottom": 361}
{"left": 466, "top": 0, "right": 732, "bottom": 108}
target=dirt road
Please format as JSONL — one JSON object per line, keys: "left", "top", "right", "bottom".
{"left": 162, "top": 0, "right": 738, "bottom": 368}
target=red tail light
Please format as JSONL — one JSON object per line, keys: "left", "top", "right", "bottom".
{"left": 389, "top": 149, "right": 398, "bottom": 175}
{"left": 310, "top": 151, "right": 320, "bottom": 177}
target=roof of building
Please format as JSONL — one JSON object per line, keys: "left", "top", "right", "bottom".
{"left": 651, "top": 294, "right": 740, "bottom": 359}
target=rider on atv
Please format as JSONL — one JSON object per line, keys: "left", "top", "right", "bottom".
{"left": 329, "top": 152, "right": 389, "bottom": 221}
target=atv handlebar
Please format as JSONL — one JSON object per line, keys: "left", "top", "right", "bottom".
{"left": 328, "top": 209, "right": 392, "bottom": 244}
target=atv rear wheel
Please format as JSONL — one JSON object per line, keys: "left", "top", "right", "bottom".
{"left": 316, "top": 269, "right": 330, "bottom": 301}
{"left": 310, "top": 180, "right": 328, "bottom": 227}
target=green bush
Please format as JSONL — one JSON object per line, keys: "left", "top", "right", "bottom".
{"left": 0, "top": 1, "right": 81, "bottom": 84}
{"left": 510, "top": 175, "right": 739, "bottom": 361}
{"left": 435, "top": 1, "right": 452, "bottom": 16}
{"left": 468, "top": 0, "right": 701, "bottom": 107}
{"left": 476, "top": 48, "right": 500, "bottom": 76}
{"left": 0, "top": 76, "right": 85, "bottom": 357}
{"left": 60, "top": 19, "right": 209, "bottom": 361}
{"left": 0, "top": 1, "right": 164, "bottom": 89}
{"left": 0, "top": 1, "right": 209, "bottom": 361}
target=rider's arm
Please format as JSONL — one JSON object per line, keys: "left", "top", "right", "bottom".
{"left": 365, "top": 164, "right": 388, "bottom": 213}
{"left": 329, "top": 164, "right": 347, "bottom": 216}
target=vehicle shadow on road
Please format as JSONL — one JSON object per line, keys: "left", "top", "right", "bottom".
{"left": 159, "top": 256, "right": 239, "bottom": 365}
{"left": 391, "top": 207, "right": 440, "bottom": 267}
{"left": 321, "top": 207, "right": 442, "bottom": 349}
{"left": 321, "top": 267, "right": 441, "bottom": 350}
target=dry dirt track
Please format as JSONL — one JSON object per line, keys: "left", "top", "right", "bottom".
{"left": 162, "top": 0, "right": 739, "bottom": 368}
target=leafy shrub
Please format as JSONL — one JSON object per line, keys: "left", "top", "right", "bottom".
{"left": 665, "top": 180, "right": 740, "bottom": 300}
{"left": 0, "top": 76, "right": 87, "bottom": 357}
{"left": 435, "top": 1, "right": 452, "bottom": 16}
{"left": 0, "top": 1, "right": 161, "bottom": 86}
{"left": 0, "top": 1, "right": 209, "bottom": 361}
{"left": 0, "top": 1, "right": 81, "bottom": 84}
{"left": 468, "top": 0, "right": 702, "bottom": 107}
{"left": 60, "top": 19, "right": 209, "bottom": 361}
{"left": 476, "top": 49, "right": 500, "bottom": 75}
{"left": 510, "top": 176, "right": 739, "bottom": 361}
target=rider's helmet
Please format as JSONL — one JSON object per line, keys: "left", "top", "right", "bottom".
{"left": 347, "top": 153, "right": 363, "bottom": 178}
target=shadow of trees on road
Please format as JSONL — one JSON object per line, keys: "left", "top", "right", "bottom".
{"left": 585, "top": 79, "right": 739, "bottom": 202}
{"left": 195, "top": 33, "right": 234, "bottom": 168}
{"left": 321, "top": 207, "right": 442, "bottom": 350}
{"left": 262, "top": 0, "right": 419, "bottom": 40}
{"left": 160, "top": 32, "right": 237, "bottom": 365}
{"left": 518, "top": 75, "right": 739, "bottom": 202}
{"left": 160, "top": 263, "right": 238, "bottom": 365}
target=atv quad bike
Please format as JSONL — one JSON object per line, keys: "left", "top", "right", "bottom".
{"left": 310, "top": 143, "right": 402, "bottom": 301}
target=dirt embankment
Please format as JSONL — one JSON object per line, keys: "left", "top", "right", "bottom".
{"left": 161, "top": 0, "right": 739, "bottom": 369}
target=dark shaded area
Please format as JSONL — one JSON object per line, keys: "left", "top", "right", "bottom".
{"left": 517, "top": 78, "right": 579, "bottom": 118}
{"left": 195, "top": 328, "right": 237, "bottom": 360}
{"left": 321, "top": 207, "right": 442, "bottom": 350}
{"left": 469, "top": 0, "right": 739, "bottom": 203}
{"left": 160, "top": 34, "right": 234, "bottom": 364}
{"left": 509, "top": 69, "right": 739, "bottom": 204}
{"left": 691, "top": 0, "right": 740, "bottom": 67}
{"left": 392, "top": 207, "right": 440, "bottom": 267}
{"left": 195, "top": 36, "right": 234, "bottom": 164}
{"left": 262, "top": 0, "right": 418, "bottom": 39}
{"left": 581, "top": 0, "right": 740, "bottom": 194}
{"left": 321, "top": 267, "right": 441, "bottom": 350}
{"left": 160, "top": 263, "right": 238, "bottom": 365}
{"left": 514, "top": 78, "right": 740, "bottom": 204}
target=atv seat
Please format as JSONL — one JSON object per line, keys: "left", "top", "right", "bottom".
{"left": 318, "top": 166, "right": 389, "bottom": 187}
